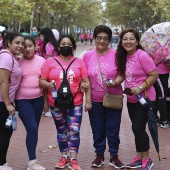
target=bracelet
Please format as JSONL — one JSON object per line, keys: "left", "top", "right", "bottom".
{"left": 86, "top": 101, "right": 92, "bottom": 104}
{"left": 139, "top": 86, "right": 143, "bottom": 91}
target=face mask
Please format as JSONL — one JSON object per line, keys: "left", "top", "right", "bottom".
{"left": 60, "top": 46, "right": 72, "bottom": 57}
{"left": 32, "top": 31, "right": 38, "bottom": 37}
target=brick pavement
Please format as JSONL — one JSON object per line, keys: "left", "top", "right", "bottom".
{"left": 7, "top": 43, "right": 170, "bottom": 170}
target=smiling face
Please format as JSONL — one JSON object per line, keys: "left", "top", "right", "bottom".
{"left": 95, "top": 32, "right": 109, "bottom": 53}
{"left": 24, "top": 39, "right": 36, "bottom": 59}
{"left": 8, "top": 36, "right": 25, "bottom": 55}
{"left": 122, "top": 32, "right": 138, "bottom": 55}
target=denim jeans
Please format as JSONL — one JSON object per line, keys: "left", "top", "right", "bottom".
{"left": 88, "top": 101, "right": 122, "bottom": 157}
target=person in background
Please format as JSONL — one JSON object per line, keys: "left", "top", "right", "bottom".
{"left": 89, "top": 33, "right": 93, "bottom": 45}
{"left": 83, "top": 33, "right": 88, "bottom": 45}
{"left": 0, "top": 32, "right": 24, "bottom": 170}
{"left": 39, "top": 35, "right": 92, "bottom": 170}
{"left": 15, "top": 36, "right": 46, "bottom": 170}
{"left": 40, "top": 27, "right": 58, "bottom": 117}
{"left": 153, "top": 61, "right": 170, "bottom": 128}
{"left": 0, "top": 30, "right": 9, "bottom": 51}
{"left": 31, "top": 26, "right": 43, "bottom": 57}
{"left": 116, "top": 28, "right": 158, "bottom": 170}
{"left": 82, "top": 25, "right": 125, "bottom": 169}
{"left": 40, "top": 27, "right": 58, "bottom": 59}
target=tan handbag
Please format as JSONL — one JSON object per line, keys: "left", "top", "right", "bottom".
{"left": 103, "top": 92, "right": 123, "bottom": 109}
{"left": 96, "top": 52, "right": 123, "bottom": 109}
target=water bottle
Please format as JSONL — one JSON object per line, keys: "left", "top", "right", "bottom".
{"left": 51, "top": 80, "right": 57, "bottom": 100}
{"left": 12, "top": 111, "right": 19, "bottom": 131}
{"left": 136, "top": 94, "right": 147, "bottom": 107}
{"left": 5, "top": 114, "right": 12, "bottom": 128}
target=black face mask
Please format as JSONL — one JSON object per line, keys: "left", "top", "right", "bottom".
{"left": 60, "top": 46, "right": 72, "bottom": 57}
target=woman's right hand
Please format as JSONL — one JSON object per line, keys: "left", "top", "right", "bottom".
{"left": 6, "top": 104, "right": 16, "bottom": 115}
{"left": 47, "top": 82, "right": 55, "bottom": 90}
{"left": 80, "top": 81, "right": 89, "bottom": 92}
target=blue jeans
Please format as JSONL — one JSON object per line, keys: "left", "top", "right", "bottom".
{"left": 88, "top": 101, "right": 122, "bottom": 157}
{"left": 15, "top": 96, "right": 44, "bottom": 160}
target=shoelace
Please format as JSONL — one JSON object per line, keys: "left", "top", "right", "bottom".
{"left": 131, "top": 156, "right": 140, "bottom": 163}
{"left": 60, "top": 156, "right": 67, "bottom": 163}
{"left": 142, "top": 158, "right": 150, "bottom": 167}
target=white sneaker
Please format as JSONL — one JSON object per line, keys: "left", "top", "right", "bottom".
{"left": 44, "top": 111, "right": 52, "bottom": 117}
{"left": 0, "top": 163, "right": 12, "bottom": 170}
{"left": 27, "top": 161, "right": 46, "bottom": 170}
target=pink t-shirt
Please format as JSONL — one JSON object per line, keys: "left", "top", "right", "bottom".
{"left": 156, "top": 62, "right": 170, "bottom": 74}
{"left": 43, "top": 42, "right": 57, "bottom": 59}
{"left": 41, "top": 56, "right": 88, "bottom": 107}
{"left": 35, "top": 38, "right": 43, "bottom": 57}
{"left": 0, "top": 50, "right": 22, "bottom": 102}
{"left": 15, "top": 55, "right": 45, "bottom": 99}
{"left": 125, "top": 49, "right": 156, "bottom": 103}
{"left": 83, "top": 49, "right": 123, "bottom": 102}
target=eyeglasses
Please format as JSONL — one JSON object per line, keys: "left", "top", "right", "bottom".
{"left": 96, "top": 36, "right": 109, "bottom": 42}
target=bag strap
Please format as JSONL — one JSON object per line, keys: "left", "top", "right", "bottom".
{"left": 53, "top": 58, "right": 76, "bottom": 76}
{"left": 95, "top": 51, "right": 106, "bottom": 92}
{"left": 0, "top": 51, "right": 14, "bottom": 68}
{"left": 53, "top": 57, "right": 79, "bottom": 98}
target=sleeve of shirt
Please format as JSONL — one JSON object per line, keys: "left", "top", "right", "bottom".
{"left": 0, "top": 53, "right": 13, "bottom": 71}
{"left": 41, "top": 59, "right": 50, "bottom": 79}
{"left": 77, "top": 58, "right": 88, "bottom": 79}
{"left": 139, "top": 51, "right": 156, "bottom": 74}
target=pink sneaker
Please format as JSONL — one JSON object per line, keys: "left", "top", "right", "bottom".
{"left": 55, "top": 156, "right": 70, "bottom": 169}
{"left": 126, "top": 155, "right": 142, "bottom": 169}
{"left": 68, "top": 159, "right": 82, "bottom": 170}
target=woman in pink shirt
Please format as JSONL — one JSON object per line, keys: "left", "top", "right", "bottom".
{"left": 40, "top": 27, "right": 57, "bottom": 59}
{"left": 0, "top": 32, "right": 24, "bottom": 170}
{"left": 31, "top": 26, "right": 43, "bottom": 57}
{"left": 82, "top": 25, "right": 125, "bottom": 169}
{"left": 40, "top": 35, "right": 91, "bottom": 170}
{"left": 15, "top": 36, "right": 46, "bottom": 170}
{"left": 153, "top": 62, "right": 170, "bottom": 128}
{"left": 116, "top": 28, "right": 158, "bottom": 170}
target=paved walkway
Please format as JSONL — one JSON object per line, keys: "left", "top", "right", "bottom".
{"left": 7, "top": 42, "right": 170, "bottom": 170}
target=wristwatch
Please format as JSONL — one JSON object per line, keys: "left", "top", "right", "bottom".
{"left": 139, "top": 86, "right": 143, "bottom": 91}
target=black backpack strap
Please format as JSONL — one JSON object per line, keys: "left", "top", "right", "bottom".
{"left": 53, "top": 57, "right": 79, "bottom": 98}
{"left": 53, "top": 58, "right": 76, "bottom": 75}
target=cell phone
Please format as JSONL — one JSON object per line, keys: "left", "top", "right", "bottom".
{"left": 123, "top": 88, "right": 133, "bottom": 96}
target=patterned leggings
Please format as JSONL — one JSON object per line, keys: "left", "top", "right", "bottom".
{"left": 50, "top": 104, "right": 83, "bottom": 153}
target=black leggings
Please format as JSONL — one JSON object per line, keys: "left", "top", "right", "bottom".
{"left": 127, "top": 102, "right": 150, "bottom": 152}
{"left": 0, "top": 102, "right": 13, "bottom": 165}
{"left": 154, "top": 73, "right": 169, "bottom": 121}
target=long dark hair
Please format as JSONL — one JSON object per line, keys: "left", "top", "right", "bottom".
{"left": 116, "top": 28, "right": 144, "bottom": 76}
{"left": 40, "top": 27, "right": 58, "bottom": 54}
{"left": 3, "top": 31, "right": 24, "bottom": 49}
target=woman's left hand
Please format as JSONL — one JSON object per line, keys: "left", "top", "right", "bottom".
{"left": 43, "top": 100, "right": 49, "bottom": 113}
{"left": 84, "top": 102, "right": 92, "bottom": 112}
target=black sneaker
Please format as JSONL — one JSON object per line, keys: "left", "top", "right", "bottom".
{"left": 91, "top": 154, "right": 104, "bottom": 167}
{"left": 109, "top": 155, "right": 125, "bottom": 169}
{"left": 160, "top": 121, "right": 170, "bottom": 128}
{"left": 126, "top": 156, "right": 142, "bottom": 169}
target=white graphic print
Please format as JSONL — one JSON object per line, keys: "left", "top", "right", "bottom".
{"left": 68, "top": 69, "right": 75, "bottom": 84}
{"left": 126, "top": 60, "right": 135, "bottom": 87}
{"left": 94, "top": 62, "right": 108, "bottom": 90}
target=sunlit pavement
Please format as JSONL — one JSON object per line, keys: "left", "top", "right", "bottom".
{"left": 8, "top": 42, "right": 170, "bottom": 170}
